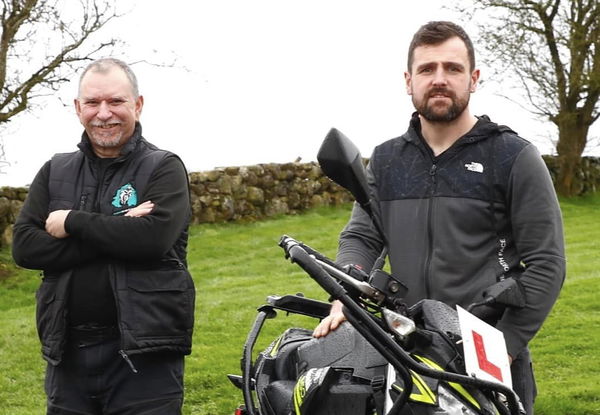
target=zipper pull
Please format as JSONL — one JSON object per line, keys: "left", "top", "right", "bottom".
{"left": 119, "top": 350, "right": 139, "bottom": 374}
{"left": 429, "top": 164, "right": 437, "bottom": 184}
{"left": 79, "top": 193, "right": 88, "bottom": 210}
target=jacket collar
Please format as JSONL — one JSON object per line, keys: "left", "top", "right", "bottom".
{"left": 403, "top": 112, "right": 510, "bottom": 150}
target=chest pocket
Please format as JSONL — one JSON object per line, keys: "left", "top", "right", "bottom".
{"left": 49, "top": 152, "right": 98, "bottom": 213}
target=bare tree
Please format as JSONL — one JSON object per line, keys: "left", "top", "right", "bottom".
{"left": 0, "top": 0, "right": 121, "bottom": 174}
{"left": 457, "top": 0, "right": 600, "bottom": 196}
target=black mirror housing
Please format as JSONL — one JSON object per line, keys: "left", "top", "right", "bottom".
{"left": 317, "top": 128, "right": 371, "bottom": 211}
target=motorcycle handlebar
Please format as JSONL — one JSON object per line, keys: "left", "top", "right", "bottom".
{"left": 278, "top": 234, "right": 522, "bottom": 415}
{"left": 279, "top": 235, "right": 385, "bottom": 302}
{"left": 286, "top": 243, "right": 347, "bottom": 299}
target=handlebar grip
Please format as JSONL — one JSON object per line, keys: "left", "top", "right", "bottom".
{"left": 278, "top": 235, "right": 297, "bottom": 258}
{"left": 287, "top": 245, "right": 347, "bottom": 299}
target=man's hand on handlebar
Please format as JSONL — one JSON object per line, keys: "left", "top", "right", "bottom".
{"left": 313, "top": 300, "right": 346, "bottom": 338}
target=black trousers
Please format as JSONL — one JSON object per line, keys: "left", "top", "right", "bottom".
{"left": 510, "top": 347, "right": 537, "bottom": 415}
{"left": 45, "top": 333, "right": 184, "bottom": 415}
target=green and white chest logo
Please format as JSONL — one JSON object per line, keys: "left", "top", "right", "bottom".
{"left": 112, "top": 183, "right": 138, "bottom": 208}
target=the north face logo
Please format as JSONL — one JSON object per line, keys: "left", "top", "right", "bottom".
{"left": 112, "top": 183, "right": 138, "bottom": 208}
{"left": 465, "top": 162, "right": 484, "bottom": 173}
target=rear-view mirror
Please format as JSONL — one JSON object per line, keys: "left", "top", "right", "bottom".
{"left": 317, "top": 128, "right": 371, "bottom": 213}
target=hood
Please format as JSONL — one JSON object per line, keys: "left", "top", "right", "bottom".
{"left": 403, "top": 112, "right": 515, "bottom": 151}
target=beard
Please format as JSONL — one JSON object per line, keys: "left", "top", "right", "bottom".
{"left": 413, "top": 86, "right": 470, "bottom": 123}
{"left": 87, "top": 121, "right": 127, "bottom": 149}
{"left": 90, "top": 132, "right": 124, "bottom": 148}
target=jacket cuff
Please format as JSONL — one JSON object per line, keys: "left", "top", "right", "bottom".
{"left": 495, "top": 322, "right": 527, "bottom": 359}
{"left": 64, "top": 210, "right": 92, "bottom": 237}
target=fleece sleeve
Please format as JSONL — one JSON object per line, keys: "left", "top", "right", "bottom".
{"left": 63, "top": 155, "right": 191, "bottom": 261}
{"left": 12, "top": 162, "right": 99, "bottom": 271}
{"left": 336, "top": 155, "right": 386, "bottom": 271}
{"left": 495, "top": 144, "right": 566, "bottom": 357}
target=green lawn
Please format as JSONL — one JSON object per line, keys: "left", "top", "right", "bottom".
{"left": 0, "top": 196, "right": 599, "bottom": 414}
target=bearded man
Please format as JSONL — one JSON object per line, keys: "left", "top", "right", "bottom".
{"left": 314, "top": 21, "right": 565, "bottom": 415}
{"left": 13, "top": 58, "right": 195, "bottom": 415}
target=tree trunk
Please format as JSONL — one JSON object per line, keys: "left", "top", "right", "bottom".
{"left": 555, "top": 113, "right": 590, "bottom": 197}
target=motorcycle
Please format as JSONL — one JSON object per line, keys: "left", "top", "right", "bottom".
{"left": 228, "top": 129, "right": 526, "bottom": 415}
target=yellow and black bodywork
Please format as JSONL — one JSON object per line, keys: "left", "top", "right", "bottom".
{"left": 235, "top": 295, "right": 513, "bottom": 415}
{"left": 386, "top": 355, "right": 501, "bottom": 415}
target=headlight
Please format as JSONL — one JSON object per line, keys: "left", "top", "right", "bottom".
{"left": 437, "top": 385, "right": 479, "bottom": 415}
{"left": 382, "top": 308, "right": 416, "bottom": 339}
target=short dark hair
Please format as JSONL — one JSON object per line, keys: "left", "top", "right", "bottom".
{"left": 407, "top": 21, "right": 475, "bottom": 73}
{"left": 78, "top": 58, "right": 140, "bottom": 98}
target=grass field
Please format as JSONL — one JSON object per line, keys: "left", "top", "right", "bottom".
{"left": 0, "top": 196, "right": 599, "bottom": 414}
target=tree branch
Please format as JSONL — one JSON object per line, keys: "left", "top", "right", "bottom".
{"left": 0, "top": 0, "right": 120, "bottom": 123}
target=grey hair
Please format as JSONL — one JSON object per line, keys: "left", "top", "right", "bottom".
{"left": 78, "top": 58, "right": 140, "bottom": 98}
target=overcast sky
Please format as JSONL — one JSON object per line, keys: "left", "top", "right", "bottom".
{"left": 2, "top": 0, "right": 596, "bottom": 187}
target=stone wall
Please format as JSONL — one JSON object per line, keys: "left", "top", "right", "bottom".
{"left": 0, "top": 161, "right": 354, "bottom": 247}
{"left": 1, "top": 156, "right": 599, "bottom": 248}
{"left": 0, "top": 187, "right": 26, "bottom": 247}
{"left": 187, "top": 162, "right": 353, "bottom": 224}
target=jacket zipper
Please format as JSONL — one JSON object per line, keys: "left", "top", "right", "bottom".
{"left": 424, "top": 163, "right": 437, "bottom": 298}
{"left": 95, "top": 161, "right": 112, "bottom": 212}
{"left": 119, "top": 350, "right": 139, "bottom": 374}
{"left": 106, "top": 262, "right": 136, "bottom": 374}
{"left": 99, "top": 164, "right": 131, "bottom": 371}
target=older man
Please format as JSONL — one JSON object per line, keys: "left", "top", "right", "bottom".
{"left": 13, "top": 58, "right": 195, "bottom": 415}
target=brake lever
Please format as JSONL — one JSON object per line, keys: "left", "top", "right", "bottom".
{"left": 315, "top": 259, "right": 386, "bottom": 304}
